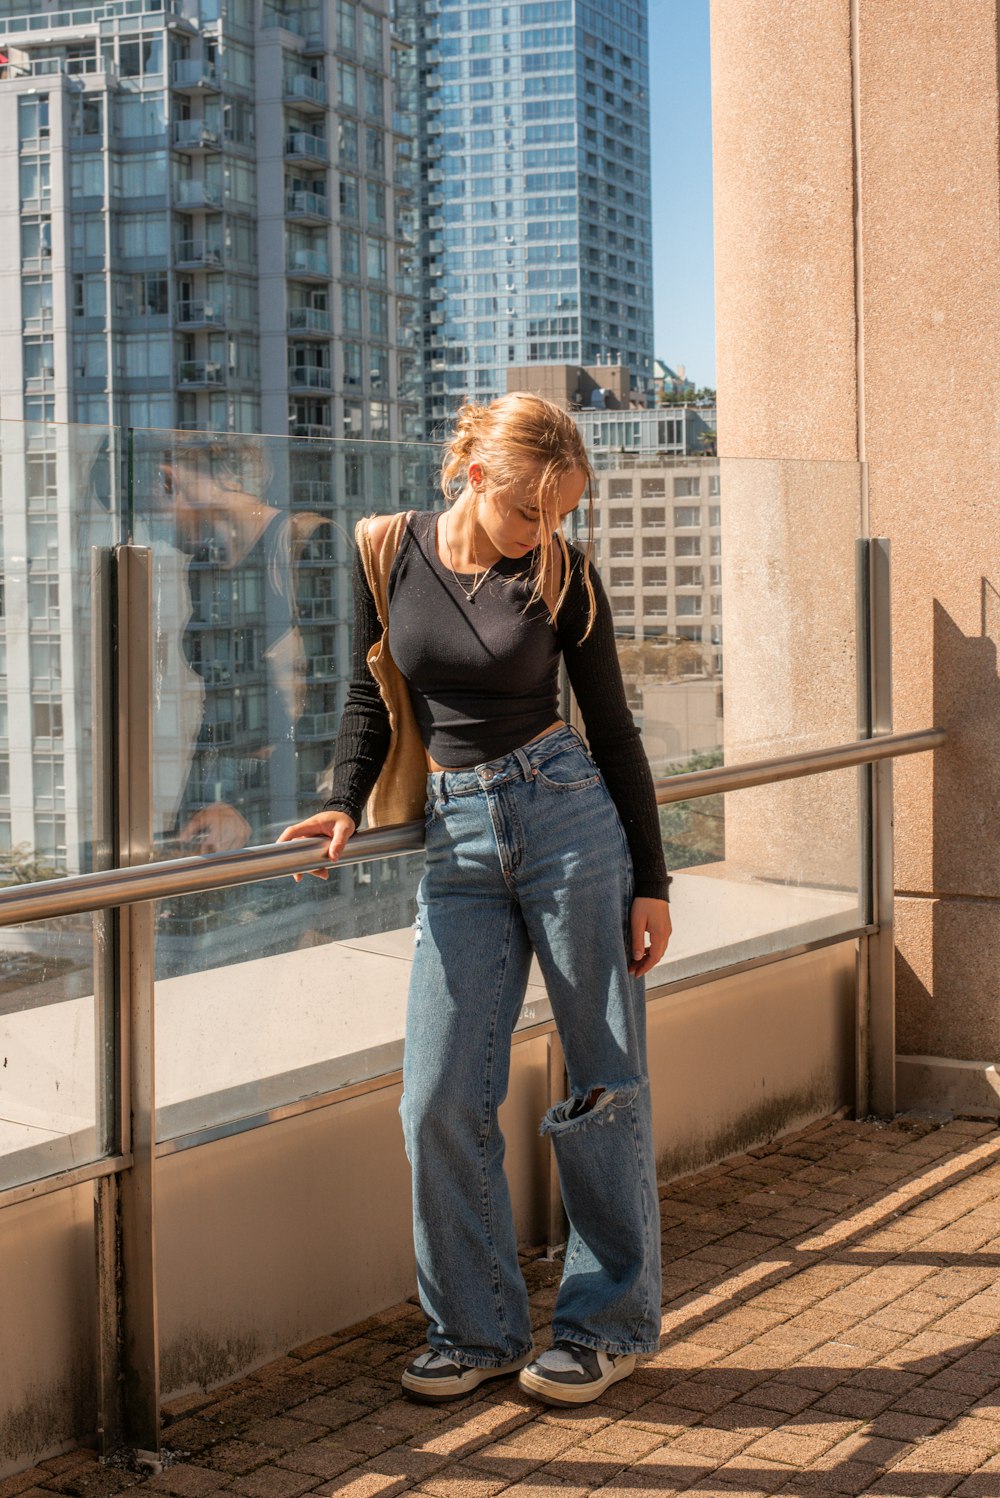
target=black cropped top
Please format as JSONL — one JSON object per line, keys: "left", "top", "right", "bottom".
{"left": 324, "top": 510, "right": 671, "bottom": 902}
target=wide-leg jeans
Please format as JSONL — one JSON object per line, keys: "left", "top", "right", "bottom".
{"left": 400, "top": 724, "right": 662, "bottom": 1368}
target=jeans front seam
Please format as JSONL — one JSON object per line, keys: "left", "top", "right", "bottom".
{"left": 478, "top": 896, "right": 518, "bottom": 1356}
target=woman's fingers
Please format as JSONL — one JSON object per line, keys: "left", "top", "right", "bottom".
{"left": 277, "top": 812, "right": 357, "bottom": 883}
{"left": 628, "top": 899, "right": 672, "bottom": 977}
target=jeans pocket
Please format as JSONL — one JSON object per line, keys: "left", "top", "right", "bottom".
{"left": 534, "top": 744, "right": 601, "bottom": 792}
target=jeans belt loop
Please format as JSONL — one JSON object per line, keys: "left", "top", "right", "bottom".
{"left": 513, "top": 746, "right": 533, "bottom": 782}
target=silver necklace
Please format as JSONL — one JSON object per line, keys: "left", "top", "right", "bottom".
{"left": 444, "top": 512, "right": 494, "bottom": 603}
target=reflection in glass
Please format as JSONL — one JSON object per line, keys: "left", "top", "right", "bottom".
{"left": 127, "top": 432, "right": 441, "bottom": 982}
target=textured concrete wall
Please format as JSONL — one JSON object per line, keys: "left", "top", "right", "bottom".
{"left": 711, "top": 0, "right": 1000, "bottom": 1108}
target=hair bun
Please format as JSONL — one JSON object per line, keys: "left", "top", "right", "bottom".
{"left": 452, "top": 400, "right": 489, "bottom": 455}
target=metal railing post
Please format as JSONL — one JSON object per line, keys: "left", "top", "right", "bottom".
{"left": 92, "top": 546, "right": 126, "bottom": 1455}
{"left": 867, "top": 539, "right": 896, "bottom": 1117}
{"left": 115, "top": 544, "right": 161, "bottom": 1457}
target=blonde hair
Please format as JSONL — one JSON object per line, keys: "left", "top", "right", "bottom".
{"left": 441, "top": 392, "right": 598, "bottom": 633}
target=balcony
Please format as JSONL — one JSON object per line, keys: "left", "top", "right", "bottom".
{"left": 286, "top": 248, "right": 330, "bottom": 281}
{"left": 295, "top": 593, "right": 336, "bottom": 616}
{"left": 283, "top": 73, "right": 326, "bottom": 110}
{"left": 289, "top": 421, "right": 333, "bottom": 439}
{"left": 287, "top": 306, "right": 332, "bottom": 336}
{"left": 284, "top": 131, "right": 328, "bottom": 165}
{"left": 285, "top": 188, "right": 329, "bottom": 223}
{"left": 176, "top": 360, "right": 224, "bottom": 388}
{"left": 288, "top": 365, "right": 332, "bottom": 392}
{"left": 171, "top": 59, "right": 221, "bottom": 92}
{"left": 171, "top": 119, "right": 222, "bottom": 152}
{"left": 299, "top": 537, "right": 336, "bottom": 562}
{"left": 296, "top": 710, "right": 339, "bottom": 738}
{"left": 308, "top": 653, "right": 339, "bottom": 678}
{"left": 175, "top": 300, "right": 224, "bottom": 329}
{"left": 174, "top": 179, "right": 222, "bottom": 210}
{"left": 291, "top": 478, "right": 334, "bottom": 506}
{"left": 174, "top": 238, "right": 224, "bottom": 269}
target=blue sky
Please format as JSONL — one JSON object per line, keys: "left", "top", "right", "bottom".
{"left": 648, "top": 0, "right": 715, "bottom": 389}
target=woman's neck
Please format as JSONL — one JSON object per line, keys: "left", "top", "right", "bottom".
{"left": 440, "top": 491, "right": 501, "bottom": 571}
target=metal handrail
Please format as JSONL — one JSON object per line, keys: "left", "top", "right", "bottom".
{"left": 0, "top": 728, "right": 944, "bottom": 928}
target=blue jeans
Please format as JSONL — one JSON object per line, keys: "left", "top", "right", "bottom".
{"left": 400, "top": 724, "right": 661, "bottom": 1367}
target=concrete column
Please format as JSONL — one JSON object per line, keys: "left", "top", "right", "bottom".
{"left": 710, "top": 0, "right": 1000, "bottom": 1114}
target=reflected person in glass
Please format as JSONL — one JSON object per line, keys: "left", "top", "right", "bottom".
{"left": 278, "top": 393, "right": 672, "bottom": 1407}
{"left": 155, "top": 440, "right": 326, "bottom": 853}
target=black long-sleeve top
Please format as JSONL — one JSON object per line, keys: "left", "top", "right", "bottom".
{"left": 324, "top": 513, "right": 671, "bottom": 902}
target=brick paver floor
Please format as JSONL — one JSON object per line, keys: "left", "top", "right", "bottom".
{"left": 10, "top": 1112, "right": 1000, "bottom": 1498}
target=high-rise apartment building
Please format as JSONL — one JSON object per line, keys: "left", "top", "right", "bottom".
{"left": 0, "top": 0, "right": 424, "bottom": 889}
{"left": 0, "top": 0, "right": 418, "bottom": 441}
{"left": 402, "top": 0, "right": 655, "bottom": 433}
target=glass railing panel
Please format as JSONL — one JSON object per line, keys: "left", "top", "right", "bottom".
{"left": 580, "top": 454, "right": 864, "bottom": 779}
{"left": 0, "top": 913, "right": 109, "bottom": 1191}
{"left": 152, "top": 854, "right": 427, "bottom": 1142}
{"left": 126, "top": 428, "right": 440, "bottom": 862}
{"left": 125, "top": 428, "right": 439, "bottom": 1141}
{"left": 0, "top": 420, "right": 120, "bottom": 1189}
{"left": 650, "top": 764, "right": 864, "bottom": 986}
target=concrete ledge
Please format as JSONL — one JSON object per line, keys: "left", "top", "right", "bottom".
{"left": 897, "top": 1054, "right": 1000, "bottom": 1119}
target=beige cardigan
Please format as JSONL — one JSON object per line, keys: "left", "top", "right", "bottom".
{"left": 354, "top": 512, "right": 428, "bottom": 827}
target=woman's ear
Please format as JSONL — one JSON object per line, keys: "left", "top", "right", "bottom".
{"left": 468, "top": 461, "right": 484, "bottom": 488}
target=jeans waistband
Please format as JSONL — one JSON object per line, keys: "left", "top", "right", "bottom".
{"left": 427, "top": 723, "right": 585, "bottom": 798}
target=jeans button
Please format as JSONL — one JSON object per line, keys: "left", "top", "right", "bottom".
{"left": 482, "top": 767, "right": 495, "bottom": 782}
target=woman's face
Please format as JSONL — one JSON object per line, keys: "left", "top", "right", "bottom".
{"left": 472, "top": 464, "right": 588, "bottom": 559}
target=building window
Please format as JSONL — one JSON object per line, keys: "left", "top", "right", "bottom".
{"left": 675, "top": 595, "right": 702, "bottom": 616}
{"left": 609, "top": 507, "right": 631, "bottom": 529}
{"left": 32, "top": 700, "right": 64, "bottom": 741}
{"left": 640, "top": 477, "right": 664, "bottom": 497}
{"left": 641, "top": 506, "right": 664, "bottom": 527}
{"left": 709, "top": 476, "right": 721, "bottom": 497}
{"left": 18, "top": 95, "right": 50, "bottom": 146}
{"left": 709, "top": 504, "right": 721, "bottom": 526}
{"left": 674, "top": 476, "right": 700, "bottom": 498}
{"left": 674, "top": 506, "right": 701, "bottom": 528}
{"left": 337, "top": 0, "right": 357, "bottom": 52}
{"left": 610, "top": 537, "right": 633, "bottom": 557}
{"left": 675, "top": 566, "right": 703, "bottom": 588}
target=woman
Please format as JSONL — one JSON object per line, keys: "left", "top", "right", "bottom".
{"left": 278, "top": 393, "right": 671, "bottom": 1407}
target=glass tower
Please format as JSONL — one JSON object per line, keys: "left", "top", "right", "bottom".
{"left": 406, "top": 0, "right": 655, "bottom": 433}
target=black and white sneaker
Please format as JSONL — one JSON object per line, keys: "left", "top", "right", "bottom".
{"left": 518, "top": 1341, "right": 637, "bottom": 1406}
{"left": 401, "top": 1349, "right": 533, "bottom": 1402}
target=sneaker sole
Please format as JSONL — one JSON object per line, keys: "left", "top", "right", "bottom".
{"left": 518, "top": 1352, "right": 637, "bottom": 1406}
{"left": 402, "top": 1351, "right": 533, "bottom": 1403}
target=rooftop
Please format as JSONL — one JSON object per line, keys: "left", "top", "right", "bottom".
{"left": 15, "top": 1112, "right": 1000, "bottom": 1498}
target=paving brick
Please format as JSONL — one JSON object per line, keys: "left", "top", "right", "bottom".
{"left": 238, "top": 1422, "right": 327, "bottom": 1451}
{"left": 407, "top": 1400, "right": 533, "bottom": 1461}
{"left": 140, "top": 1467, "right": 229, "bottom": 1498}
{"left": 582, "top": 1423, "right": 666, "bottom": 1460}
{"left": 412, "top": 1461, "right": 510, "bottom": 1498}
{"left": 0, "top": 1473, "right": 50, "bottom": 1498}
{"left": 40, "top": 1457, "right": 100, "bottom": 1480}
{"left": 285, "top": 1398, "right": 374, "bottom": 1432}
{"left": 201, "top": 1444, "right": 283, "bottom": 1478}
{"left": 538, "top": 1442, "right": 631, "bottom": 1488}
{"left": 275, "top": 1448, "right": 360, "bottom": 1482}
{"left": 322, "top": 1419, "right": 411, "bottom": 1460}
{"left": 228, "top": 1469, "right": 315, "bottom": 1498}
{"left": 498, "top": 1480, "right": 588, "bottom": 1498}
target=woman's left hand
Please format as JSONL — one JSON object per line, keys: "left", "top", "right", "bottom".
{"left": 628, "top": 898, "right": 672, "bottom": 977}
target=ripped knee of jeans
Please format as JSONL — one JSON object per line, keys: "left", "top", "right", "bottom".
{"left": 539, "top": 1077, "right": 642, "bottom": 1137}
